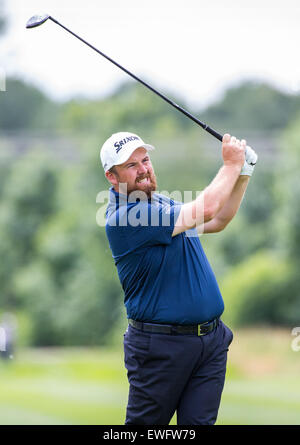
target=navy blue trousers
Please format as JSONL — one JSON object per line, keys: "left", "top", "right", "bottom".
{"left": 123, "top": 319, "right": 233, "bottom": 425}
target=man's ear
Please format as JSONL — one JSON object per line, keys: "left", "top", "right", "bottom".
{"left": 105, "top": 170, "right": 118, "bottom": 186}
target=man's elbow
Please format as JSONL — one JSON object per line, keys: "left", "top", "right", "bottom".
{"left": 203, "top": 202, "right": 220, "bottom": 223}
{"left": 214, "top": 216, "right": 230, "bottom": 232}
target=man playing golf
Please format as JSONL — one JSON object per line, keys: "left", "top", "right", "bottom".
{"left": 101, "top": 131, "right": 257, "bottom": 425}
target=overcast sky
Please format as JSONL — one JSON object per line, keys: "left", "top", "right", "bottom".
{"left": 1, "top": 0, "right": 300, "bottom": 108}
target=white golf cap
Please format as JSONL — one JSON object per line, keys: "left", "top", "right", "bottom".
{"left": 100, "top": 131, "right": 155, "bottom": 172}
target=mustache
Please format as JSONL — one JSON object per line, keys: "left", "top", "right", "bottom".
{"left": 136, "top": 174, "right": 150, "bottom": 182}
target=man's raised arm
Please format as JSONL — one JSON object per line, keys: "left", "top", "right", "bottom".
{"left": 202, "top": 142, "right": 258, "bottom": 233}
{"left": 172, "top": 134, "right": 245, "bottom": 237}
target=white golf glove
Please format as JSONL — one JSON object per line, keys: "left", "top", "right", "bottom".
{"left": 240, "top": 145, "right": 258, "bottom": 176}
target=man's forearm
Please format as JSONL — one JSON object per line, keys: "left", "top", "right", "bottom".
{"left": 203, "top": 175, "right": 250, "bottom": 233}
{"left": 202, "top": 164, "right": 242, "bottom": 221}
{"left": 172, "top": 165, "right": 241, "bottom": 237}
{"left": 172, "top": 134, "right": 246, "bottom": 237}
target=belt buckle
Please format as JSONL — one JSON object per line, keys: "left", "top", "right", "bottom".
{"left": 198, "top": 324, "right": 204, "bottom": 336}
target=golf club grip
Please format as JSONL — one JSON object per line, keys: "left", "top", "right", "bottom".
{"left": 49, "top": 16, "right": 223, "bottom": 143}
{"left": 203, "top": 126, "right": 223, "bottom": 142}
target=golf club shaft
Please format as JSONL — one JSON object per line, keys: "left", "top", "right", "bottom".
{"left": 49, "top": 16, "right": 223, "bottom": 142}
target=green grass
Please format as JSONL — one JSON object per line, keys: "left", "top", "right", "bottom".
{"left": 0, "top": 348, "right": 128, "bottom": 425}
{"left": 0, "top": 328, "right": 299, "bottom": 425}
{"left": 218, "top": 378, "right": 300, "bottom": 425}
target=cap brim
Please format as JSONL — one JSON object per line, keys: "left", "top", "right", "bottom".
{"left": 114, "top": 143, "right": 155, "bottom": 167}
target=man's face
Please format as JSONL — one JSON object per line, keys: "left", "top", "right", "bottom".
{"left": 106, "top": 147, "right": 157, "bottom": 198}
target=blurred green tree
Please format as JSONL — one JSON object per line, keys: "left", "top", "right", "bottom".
{"left": 0, "top": 78, "right": 59, "bottom": 130}
{"left": 58, "top": 81, "right": 191, "bottom": 139}
{"left": 0, "top": 150, "right": 58, "bottom": 310}
{"left": 274, "top": 113, "right": 300, "bottom": 260}
{"left": 221, "top": 250, "right": 300, "bottom": 327}
{"left": 203, "top": 81, "right": 300, "bottom": 133}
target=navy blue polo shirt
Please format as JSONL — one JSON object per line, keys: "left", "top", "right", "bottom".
{"left": 105, "top": 187, "right": 224, "bottom": 325}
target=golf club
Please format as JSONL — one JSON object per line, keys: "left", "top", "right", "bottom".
{"left": 26, "top": 14, "right": 224, "bottom": 142}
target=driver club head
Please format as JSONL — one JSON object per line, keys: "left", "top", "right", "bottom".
{"left": 26, "top": 14, "right": 50, "bottom": 29}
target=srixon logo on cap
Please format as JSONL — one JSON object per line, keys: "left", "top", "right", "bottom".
{"left": 114, "top": 136, "right": 140, "bottom": 153}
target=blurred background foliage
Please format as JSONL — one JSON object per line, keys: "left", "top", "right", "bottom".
{"left": 0, "top": 0, "right": 300, "bottom": 348}
{"left": 1, "top": 73, "right": 299, "bottom": 348}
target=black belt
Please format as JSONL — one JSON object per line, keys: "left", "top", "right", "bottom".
{"left": 128, "top": 318, "right": 218, "bottom": 336}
